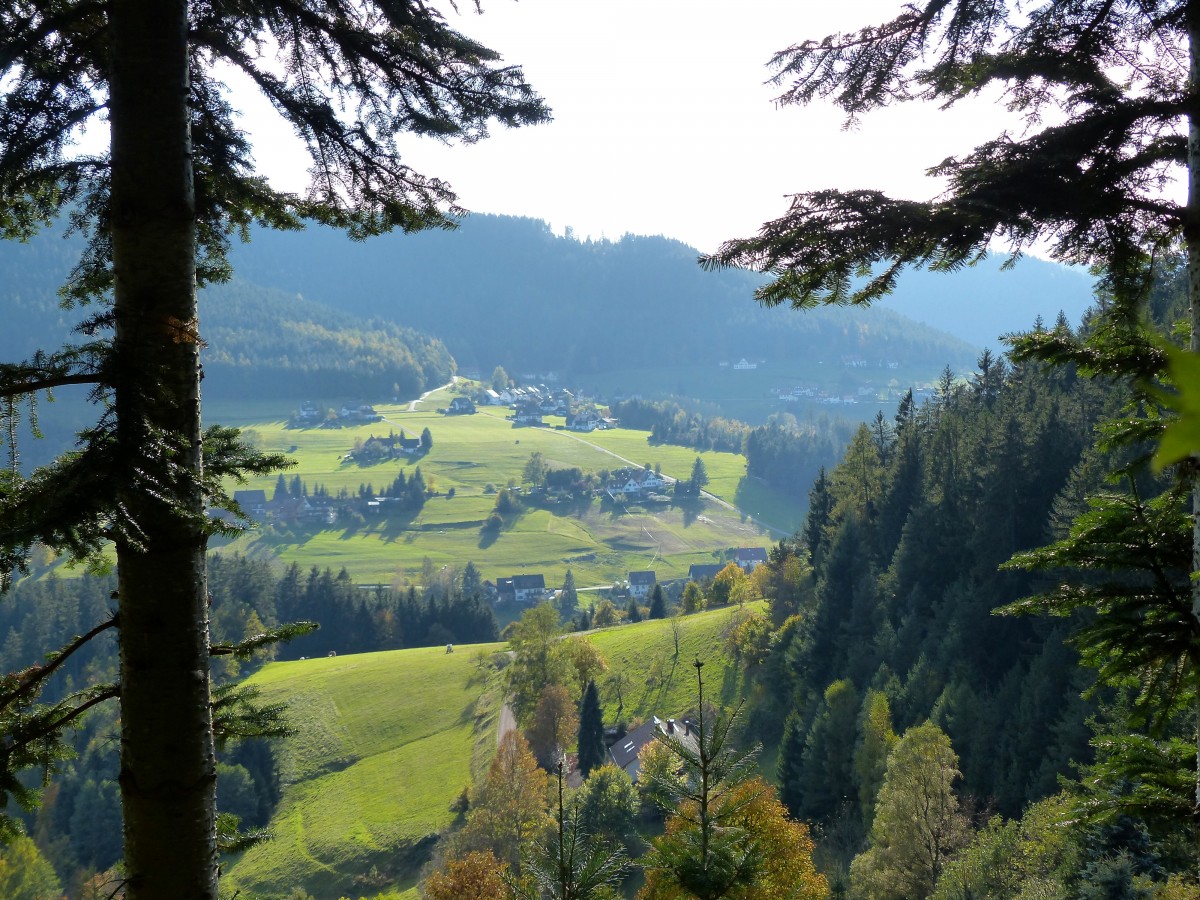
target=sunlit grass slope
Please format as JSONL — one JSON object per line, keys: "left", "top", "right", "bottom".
{"left": 584, "top": 602, "right": 764, "bottom": 725}
{"left": 222, "top": 644, "right": 503, "bottom": 900}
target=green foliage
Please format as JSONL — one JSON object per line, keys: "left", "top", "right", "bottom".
{"left": 575, "top": 764, "right": 638, "bottom": 845}
{"left": 576, "top": 681, "right": 607, "bottom": 781}
{"left": 0, "top": 835, "right": 62, "bottom": 900}
{"left": 640, "top": 661, "right": 763, "bottom": 900}
{"left": 850, "top": 723, "right": 969, "bottom": 900}
{"left": 519, "top": 764, "right": 628, "bottom": 900}
{"left": 647, "top": 586, "right": 666, "bottom": 620}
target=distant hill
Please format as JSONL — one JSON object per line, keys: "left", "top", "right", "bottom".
{"left": 228, "top": 215, "right": 984, "bottom": 381}
{"left": 0, "top": 215, "right": 1094, "bottom": 428}
{"left": 0, "top": 230, "right": 455, "bottom": 402}
{"left": 877, "top": 256, "right": 1095, "bottom": 350}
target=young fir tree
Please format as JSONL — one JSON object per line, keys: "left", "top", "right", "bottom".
{"left": 625, "top": 597, "right": 642, "bottom": 623}
{"left": 640, "top": 660, "right": 763, "bottom": 900}
{"left": 0, "top": 4, "right": 547, "bottom": 898}
{"left": 577, "top": 680, "right": 607, "bottom": 781}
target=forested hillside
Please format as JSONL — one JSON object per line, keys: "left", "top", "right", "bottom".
{"left": 227, "top": 213, "right": 1053, "bottom": 380}
{"left": 0, "top": 229, "right": 455, "bottom": 404}
{"left": 735, "top": 271, "right": 1196, "bottom": 893}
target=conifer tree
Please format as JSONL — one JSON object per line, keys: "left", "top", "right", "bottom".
{"left": 640, "top": 660, "right": 763, "bottom": 900}
{"left": 707, "top": 0, "right": 1200, "bottom": 797}
{"left": 577, "top": 680, "right": 606, "bottom": 780}
{"left": 0, "top": 4, "right": 547, "bottom": 898}
{"left": 625, "top": 597, "right": 642, "bottom": 623}
{"left": 648, "top": 585, "right": 667, "bottom": 620}
{"left": 559, "top": 570, "right": 579, "bottom": 619}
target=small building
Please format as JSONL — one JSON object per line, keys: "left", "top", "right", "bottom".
{"left": 610, "top": 716, "right": 700, "bottom": 782}
{"left": 233, "top": 489, "right": 268, "bottom": 520}
{"left": 688, "top": 563, "right": 723, "bottom": 584}
{"left": 448, "top": 396, "right": 476, "bottom": 414}
{"left": 512, "top": 574, "right": 547, "bottom": 605}
{"left": 733, "top": 547, "right": 769, "bottom": 572}
{"left": 628, "top": 570, "right": 657, "bottom": 599}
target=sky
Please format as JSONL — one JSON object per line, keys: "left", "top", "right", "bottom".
{"left": 229, "top": 0, "right": 1021, "bottom": 255}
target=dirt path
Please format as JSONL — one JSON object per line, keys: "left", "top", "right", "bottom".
{"left": 407, "top": 376, "right": 456, "bottom": 411}
{"left": 497, "top": 700, "right": 516, "bottom": 747}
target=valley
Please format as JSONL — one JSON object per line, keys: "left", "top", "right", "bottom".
{"left": 211, "top": 385, "right": 790, "bottom": 588}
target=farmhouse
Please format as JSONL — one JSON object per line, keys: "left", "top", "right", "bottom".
{"left": 447, "top": 396, "right": 476, "bottom": 414}
{"left": 609, "top": 716, "right": 699, "bottom": 782}
{"left": 567, "top": 407, "right": 602, "bottom": 432}
{"left": 495, "top": 574, "right": 548, "bottom": 605}
{"left": 233, "top": 489, "right": 268, "bottom": 520}
{"left": 688, "top": 563, "right": 723, "bottom": 583}
{"left": 628, "top": 570, "right": 656, "bottom": 599}
{"left": 734, "top": 547, "right": 769, "bottom": 572}
{"left": 605, "top": 467, "right": 668, "bottom": 501}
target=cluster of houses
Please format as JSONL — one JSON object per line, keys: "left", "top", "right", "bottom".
{"left": 230, "top": 489, "right": 339, "bottom": 527}
{"left": 289, "top": 401, "right": 382, "bottom": 428}
{"left": 490, "top": 550, "right": 769, "bottom": 610}
{"left": 461, "top": 384, "right": 617, "bottom": 432}
{"left": 346, "top": 431, "right": 423, "bottom": 463}
{"left": 604, "top": 466, "right": 671, "bottom": 502}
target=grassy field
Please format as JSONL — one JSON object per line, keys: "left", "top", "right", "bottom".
{"left": 222, "top": 644, "right": 504, "bottom": 900}
{"left": 221, "top": 604, "right": 763, "bottom": 899}
{"left": 211, "top": 388, "right": 799, "bottom": 586}
{"left": 584, "top": 602, "right": 763, "bottom": 726}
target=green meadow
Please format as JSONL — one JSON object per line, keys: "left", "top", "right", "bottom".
{"left": 212, "top": 388, "right": 798, "bottom": 586}
{"left": 222, "top": 605, "right": 758, "bottom": 899}
{"left": 223, "top": 644, "right": 504, "bottom": 900}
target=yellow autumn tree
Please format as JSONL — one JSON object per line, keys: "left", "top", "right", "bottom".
{"left": 639, "top": 777, "right": 828, "bottom": 900}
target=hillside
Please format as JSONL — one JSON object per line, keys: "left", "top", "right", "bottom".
{"left": 222, "top": 607, "right": 754, "bottom": 900}
{"left": 213, "top": 387, "right": 793, "bottom": 586}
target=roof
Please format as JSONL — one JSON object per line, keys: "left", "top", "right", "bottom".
{"left": 734, "top": 548, "right": 768, "bottom": 562}
{"left": 629, "top": 571, "right": 657, "bottom": 586}
{"left": 512, "top": 574, "right": 546, "bottom": 590}
{"left": 688, "top": 564, "right": 724, "bottom": 582}
{"left": 234, "top": 489, "right": 268, "bottom": 507}
{"left": 609, "top": 717, "right": 663, "bottom": 771}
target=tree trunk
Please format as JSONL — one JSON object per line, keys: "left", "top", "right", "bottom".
{"left": 1187, "top": 0, "right": 1200, "bottom": 877}
{"left": 109, "top": 0, "right": 217, "bottom": 897}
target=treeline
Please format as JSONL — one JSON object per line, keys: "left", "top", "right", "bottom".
{"left": 201, "top": 279, "right": 455, "bottom": 400}
{"left": 3, "top": 556, "right": 497, "bottom": 894}
{"left": 610, "top": 397, "right": 850, "bottom": 501}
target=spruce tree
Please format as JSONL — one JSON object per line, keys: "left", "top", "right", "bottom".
{"left": 648, "top": 585, "right": 667, "bottom": 620}
{"left": 559, "top": 570, "right": 579, "bottom": 619}
{"left": 0, "top": 4, "right": 547, "bottom": 898}
{"left": 576, "top": 680, "right": 606, "bottom": 781}
{"left": 625, "top": 597, "right": 642, "bottom": 623}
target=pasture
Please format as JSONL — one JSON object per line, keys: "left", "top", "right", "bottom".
{"left": 212, "top": 387, "right": 796, "bottom": 586}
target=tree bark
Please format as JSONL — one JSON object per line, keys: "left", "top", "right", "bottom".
{"left": 109, "top": 1, "right": 217, "bottom": 897}
{"left": 1186, "top": 0, "right": 1200, "bottom": 876}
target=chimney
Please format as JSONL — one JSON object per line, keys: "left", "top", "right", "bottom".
{"left": 666, "top": 719, "right": 675, "bottom": 733}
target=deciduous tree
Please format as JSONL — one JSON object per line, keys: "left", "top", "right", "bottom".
{"left": 424, "top": 850, "right": 511, "bottom": 900}
{"left": 850, "top": 723, "right": 970, "bottom": 900}
{"left": 456, "top": 731, "right": 552, "bottom": 872}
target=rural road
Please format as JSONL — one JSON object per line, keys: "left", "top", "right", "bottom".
{"left": 497, "top": 701, "right": 516, "bottom": 746}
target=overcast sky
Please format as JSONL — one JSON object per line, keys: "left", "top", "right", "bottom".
{"left": 229, "top": 0, "right": 1022, "bottom": 254}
